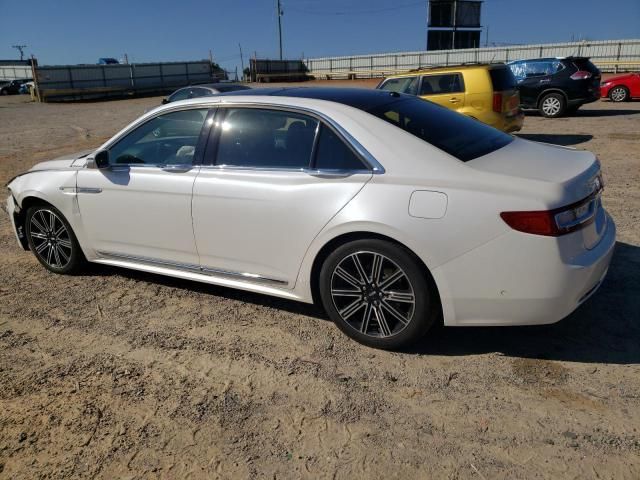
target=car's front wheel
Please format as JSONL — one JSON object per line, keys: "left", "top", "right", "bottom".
{"left": 319, "top": 239, "right": 437, "bottom": 349}
{"left": 539, "top": 93, "right": 566, "bottom": 118}
{"left": 25, "top": 204, "right": 85, "bottom": 274}
{"left": 609, "top": 86, "right": 629, "bottom": 102}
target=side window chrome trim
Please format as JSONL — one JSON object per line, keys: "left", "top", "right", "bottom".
{"left": 210, "top": 102, "right": 385, "bottom": 174}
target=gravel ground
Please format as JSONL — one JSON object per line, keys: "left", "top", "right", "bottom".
{"left": 0, "top": 90, "right": 639, "bottom": 479}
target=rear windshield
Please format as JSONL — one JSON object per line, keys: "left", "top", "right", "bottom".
{"left": 572, "top": 58, "right": 600, "bottom": 74}
{"left": 365, "top": 96, "right": 513, "bottom": 162}
{"left": 216, "top": 85, "right": 252, "bottom": 93}
{"left": 489, "top": 67, "right": 516, "bottom": 91}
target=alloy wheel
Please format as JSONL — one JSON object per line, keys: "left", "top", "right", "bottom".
{"left": 29, "top": 209, "right": 73, "bottom": 269}
{"left": 330, "top": 251, "right": 415, "bottom": 338}
{"left": 541, "top": 96, "right": 562, "bottom": 116}
{"left": 610, "top": 87, "right": 627, "bottom": 102}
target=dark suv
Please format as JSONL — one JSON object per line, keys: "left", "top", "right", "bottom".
{"left": 0, "top": 78, "right": 32, "bottom": 95}
{"left": 507, "top": 57, "right": 601, "bottom": 117}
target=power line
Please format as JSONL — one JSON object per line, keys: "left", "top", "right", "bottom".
{"left": 286, "top": 1, "right": 425, "bottom": 16}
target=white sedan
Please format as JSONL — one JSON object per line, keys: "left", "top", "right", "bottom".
{"left": 5, "top": 88, "right": 615, "bottom": 349}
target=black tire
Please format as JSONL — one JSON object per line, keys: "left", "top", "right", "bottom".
{"left": 25, "top": 203, "right": 85, "bottom": 274}
{"left": 0, "top": 89, "right": 8, "bottom": 96}
{"left": 539, "top": 92, "right": 566, "bottom": 118}
{"left": 319, "top": 239, "right": 437, "bottom": 349}
{"left": 609, "top": 86, "right": 629, "bottom": 102}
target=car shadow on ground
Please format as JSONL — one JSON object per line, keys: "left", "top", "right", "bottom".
{"left": 572, "top": 108, "right": 640, "bottom": 117}
{"left": 413, "top": 241, "right": 640, "bottom": 365}
{"left": 90, "top": 242, "right": 639, "bottom": 365}
{"left": 516, "top": 133, "right": 593, "bottom": 146}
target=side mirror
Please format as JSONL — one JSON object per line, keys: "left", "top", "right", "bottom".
{"left": 162, "top": 98, "right": 169, "bottom": 104}
{"left": 95, "top": 150, "right": 110, "bottom": 169}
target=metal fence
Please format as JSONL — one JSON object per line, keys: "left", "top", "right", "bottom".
{"left": 304, "top": 39, "right": 640, "bottom": 79}
{"left": 34, "top": 61, "right": 222, "bottom": 101}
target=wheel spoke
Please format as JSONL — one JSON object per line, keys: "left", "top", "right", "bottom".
{"left": 339, "top": 298, "right": 365, "bottom": 320}
{"left": 56, "top": 245, "right": 70, "bottom": 263}
{"left": 373, "top": 306, "right": 392, "bottom": 336}
{"left": 38, "top": 211, "right": 50, "bottom": 231}
{"left": 360, "top": 303, "right": 373, "bottom": 333}
{"left": 370, "top": 253, "right": 383, "bottom": 284}
{"left": 35, "top": 240, "right": 49, "bottom": 254}
{"left": 351, "top": 254, "right": 369, "bottom": 284}
{"left": 335, "top": 266, "right": 362, "bottom": 288}
{"left": 30, "top": 216, "right": 47, "bottom": 234}
{"left": 54, "top": 225, "right": 66, "bottom": 237}
{"left": 57, "top": 238, "right": 72, "bottom": 249}
{"left": 381, "top": 300, "right": 410, "bottom": 326}
{"left": 384, "top": 290, "right": 415, "bottom": 303}
{"left": 379, "top": 269, "right": 404, "bottom": 290}
{"left": 331, "top": 288, "right": 363, "bottom": 298}
{"left": 52, "top": 245, "right": 62, "bottom": 267}
{"left": 31, "top": 232, "right": 48, "bottom": 240}
{"left": 46, "top": 245, "right": 54, "bottom": 265}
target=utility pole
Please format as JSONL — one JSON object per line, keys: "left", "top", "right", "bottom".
{"left": 12, "top": 44, "right": 27, "bottom": 61}
{"left": 124, "top": 53, "right": 129, "bottom": 64}
{"left": 276, "top": 0, "right": 283, "bottom": 60}
{"left": 238, "top": 43, "right": 245, "bottom": 79}
{"left": 485, "top": 25, "right": 489, "bottom": 47}
{"left": 209, "top": 49, "right": 213, "bottom": 64}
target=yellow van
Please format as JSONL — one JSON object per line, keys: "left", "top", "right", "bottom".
{"left": 377, "top": 63, "right": 524, "bottom": 133}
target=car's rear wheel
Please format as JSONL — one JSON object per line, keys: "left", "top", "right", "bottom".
{"left": 25, "top": 204, "right": 85, "bottom": 274}
{"left": 609, "top": 86, "right": 629, "bottom": 102}
{"left": 539, "top": 93, "right": 566, "bottom": 118}
{"left": 319, "top": 239, "right": 436, "bottom": 349}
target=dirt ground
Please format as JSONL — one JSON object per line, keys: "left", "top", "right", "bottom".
{"left": 0, "top": 89, "right": 639, "bottom": 480}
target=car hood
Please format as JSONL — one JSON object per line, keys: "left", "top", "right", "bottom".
{"left": 28, "top": 149, "right": 95, "bottom": 172}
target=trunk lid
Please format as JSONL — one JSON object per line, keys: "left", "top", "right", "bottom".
{"left": 469, "top": 137, "right": 607, "bottom": 249}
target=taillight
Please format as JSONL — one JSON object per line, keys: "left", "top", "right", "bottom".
{"left": 570, "top": 70, "right": 592, "bottom": 80}
{"left": 492, "top": 92, "right": 503, "bottom": 112}
{"left": 501, "top": 186, "right": 602, "bottom": 237}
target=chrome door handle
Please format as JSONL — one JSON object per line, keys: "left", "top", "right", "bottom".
{"left": 162, "top": 165, "right": 192, "bottom": 173}
{"left": 449, "top": 98, "right": 460, "bottom": 103}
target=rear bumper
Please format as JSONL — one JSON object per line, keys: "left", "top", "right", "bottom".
{"left": 485, "top": 111, "right": 524, "bottom": 133}
{"left": 433, "top": 212, "right": 616, "bottom": 326}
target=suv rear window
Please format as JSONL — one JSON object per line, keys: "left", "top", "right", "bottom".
{"left": 572, "top": 58, "right": 600, "bottom": 75}
{"left": 365, "top": 97, "right": 513, "bottom": 162}
{"left": 489, "top": 67, "right": 516, "bottom": 91}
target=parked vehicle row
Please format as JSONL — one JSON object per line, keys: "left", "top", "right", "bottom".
{"left": 375, "top": 57, "right": 637, "bottom": 128}
{"left": 5, "top": 87, "right": 615, "bottom": 349}
{"left": 0, "top": 78, "right": 32, "bottom": 95}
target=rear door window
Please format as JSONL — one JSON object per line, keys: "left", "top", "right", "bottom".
{"left": 379, "top": 76, "right": 419, "bottom": 95}
{"left": 419, "top": 73, "right": 464, "bottom": 95}
{"left": 313, "top": 126, "right": 366, "bottom": 171}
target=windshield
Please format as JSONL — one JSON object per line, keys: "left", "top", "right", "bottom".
{"left": 365, "top": 96, "right": 513, "bottom": 162}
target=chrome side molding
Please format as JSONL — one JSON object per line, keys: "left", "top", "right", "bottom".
{"left": 96, "top": 251, "right": 288, "bottom": 287}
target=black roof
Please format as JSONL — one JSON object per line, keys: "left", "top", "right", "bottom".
{"left": 217, "top": 87, "right": 404, "bottom": 111}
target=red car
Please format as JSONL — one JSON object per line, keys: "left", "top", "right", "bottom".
{"left": 600, "top": 73, "right": 640, "bottom": 102}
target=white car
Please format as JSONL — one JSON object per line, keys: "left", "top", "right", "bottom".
{"left": 5, "top": 88, "right": 615, "bottom": 349}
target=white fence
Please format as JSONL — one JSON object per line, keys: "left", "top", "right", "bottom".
{"left": 0, "top": 64, "right": 33, "bottom": 82}
{"left": 304, "top": 39, "right": 640, "bottom": 78}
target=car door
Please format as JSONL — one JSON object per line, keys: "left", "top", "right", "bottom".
{"left": 631, "top": 73, "right": 640, "bottom": 97}
{"left": 419, "top": 73, "right": 465, "bottom": 112}
{"left": 76, "top": 107, "right": 212, "bottom": 266}
{"left": 192, "top": 106, "right": 373, "bottom": 286}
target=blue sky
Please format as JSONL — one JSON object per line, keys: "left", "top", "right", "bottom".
{"left": 1, "top": 0, "right": 639, "bottom": 73}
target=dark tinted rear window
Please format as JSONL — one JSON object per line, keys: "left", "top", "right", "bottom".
{"left": 572, "top": 58, "right": 600, "bottom": 74}
{"left": 366, "top": 97, "right": 513, "bottom": 162}
{"left": 489, "top": 67, "right": 516, "bottom": 91}
{"left": 216, "top": 85, "right": 251, "bottom": 93}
